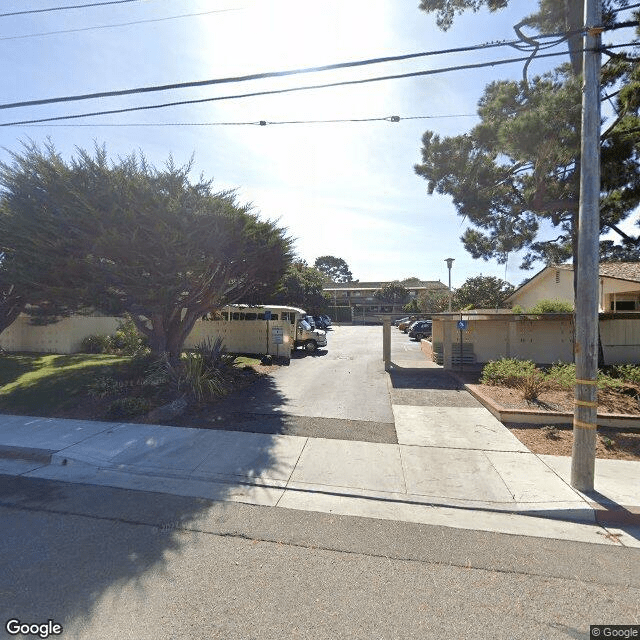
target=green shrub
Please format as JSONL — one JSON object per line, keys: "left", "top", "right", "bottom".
{"left": 527, "top": 299, "right": 574, "bottom": 313}
{"left": 143, "top": 353, "right": 227, "bottom": 403}
{"left": 106, "top": 396, "right": 150, "bottom": 419}
{"left": 517, "top": 371, "right": 549, "bottom": 401}
{"left": 610, "top": 364, "right": 640, "bottom": 386}
{"left": 192, "top": 336, "right": 236, "bottom": 372}
{"left": 80, "top": 334, "right": 113, "bottom": 354}
{"left": 544, "top": 362, "right": 576, "bottom": 389}
{"left": 511, "top": 304, "right": 524, "bottom": 314}
{"left": 111, "top": 315, "right": 149, "bottom": 356}
{"left": 480, "top": 358, "right": 538, "bottom": 387}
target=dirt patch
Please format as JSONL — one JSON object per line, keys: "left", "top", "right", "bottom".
{"left": 506, "top": 424, "right": 640, "bottom": 461}
{"left": 466, "top": 382, "right": 640, "bottom": 461}
{"left": 469, "top": 382, "right": 640, "bottom": 416}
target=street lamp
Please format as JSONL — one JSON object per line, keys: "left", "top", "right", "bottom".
{"left": 445, "top": 258, "right": 454, "bottom": 312}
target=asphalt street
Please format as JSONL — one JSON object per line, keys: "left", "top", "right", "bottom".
{"left": 1, "top": 475, "right": 638, "bottom": 640}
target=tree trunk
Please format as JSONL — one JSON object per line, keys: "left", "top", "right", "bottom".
{"left": 0, "top": 295, "right": 25, "bottom": 336}
{"left": 128, "top": 307, "right": 207, "bottom": 366}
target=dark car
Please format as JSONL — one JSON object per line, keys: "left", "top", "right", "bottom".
{"left": 408, "top": 320, "right": 432, "bottom": 341}
{"left": 313, "top": 315, "right": 329, "bottom": 330}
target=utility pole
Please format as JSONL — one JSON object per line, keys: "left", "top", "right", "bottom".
{"left": 571, "top": 0, "right": 602, "bottom": 492}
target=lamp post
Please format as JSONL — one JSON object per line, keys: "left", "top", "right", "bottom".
{"left": 445, "top": 258, "right": 454, "bottom": 312}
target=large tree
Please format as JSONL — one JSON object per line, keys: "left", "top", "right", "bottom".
{"left": 0, "top": 143, "right": 293, "bottom": 362}
{"left": 314, "top": 255, "right": 353, "bottom": 283}
{"left": 269, "top": 260, "right": 328, "bottom": 313}
{"left": 453, "top": 275, "right": 514, "bottom": 309}
{"left": 416, "top": 1, "right": 640, "bottom": 271}
{"left": 373, "top": 281, "right": 410, "bottom": 305}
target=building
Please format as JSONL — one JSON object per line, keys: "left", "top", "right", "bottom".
{"left": 323, "top": 279, "right": 448, "bottom": 323}
{"left": 504, "top": 262, "right": 640, "bottom": 312}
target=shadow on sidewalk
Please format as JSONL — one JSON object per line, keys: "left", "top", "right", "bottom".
{"left": 387, "top": 363, "right": 465, "bottom": 390}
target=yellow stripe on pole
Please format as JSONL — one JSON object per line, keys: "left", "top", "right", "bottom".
{"left": 575, "top": 379, "right": 598, "bottom": 385}
{"left": 575, "top": 399, "right": 598, "bottom": 408}
{"left": 573, "top": 419, "right": 597, "bottom": 430}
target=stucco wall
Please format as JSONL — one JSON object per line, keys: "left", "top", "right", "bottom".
{"left": 0, "top": 314, "right": 293, "bottom": 357}
{"left": 432, "top": 314, "right": 640, "bottom": 366}
{"left": 509, "top": 268, "right": 574, "bottom": 311}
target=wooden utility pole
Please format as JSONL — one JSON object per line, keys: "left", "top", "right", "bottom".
{"left": 571, "top": 0, "right": 602, "bottom": 492}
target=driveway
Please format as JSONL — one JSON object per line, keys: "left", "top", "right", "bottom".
{"left": 201, "top": 326, "right": 397, "bottom": 443}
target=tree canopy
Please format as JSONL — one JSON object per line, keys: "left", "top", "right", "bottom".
{"left": 0, "top": 143, "right": 293, "bottom": 361}
{"left": 373, "top": 281, "right": 410, "bottom": 305}
{"left": 452, "top": 275, "right": 514, "bottom": 309}
{"left": 416, "top": 1, "right": 640, "bottom": 271}
{"left": 314, "top": 255, "right": 353, "bottom": 283}
{"left": 268, "top": 260, "right": 328, "bottom": 314}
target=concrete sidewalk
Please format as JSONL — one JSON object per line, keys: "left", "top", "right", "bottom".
{"left": 0, "top": 408, "right": 639, "bottom": 548}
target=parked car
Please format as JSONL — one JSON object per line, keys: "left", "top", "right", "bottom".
{"left": 398, "top": 317, "right": 416, "bottom": 332}
{"left": 394, "top": 316, "right": 410, "bottom": 327}
{"left": 409, "top": 320, "right": 432, "bottom": 341}
{"left": 304, "top": 315, "right": 316, "bottom": 330}
{"left": 313, "top": 315, "right": 329, "bottom": 330}
{"left": 321, "top": 314, "right": 332, "bottom": 327}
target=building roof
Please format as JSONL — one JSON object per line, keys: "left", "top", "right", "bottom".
{"left": 597, "top": 262, "right": 640, "bottom": 283}
{"left": 323, "top": 280, "right": 446, "bottom": 291}
{"left": 505, "top": 262, "right": 640, "bottom": 301}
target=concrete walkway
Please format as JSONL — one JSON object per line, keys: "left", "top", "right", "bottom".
{"left": 0, "top": 342, "right": 638, "bottom": 548}
{"left": 1, "top": 407, "right": 639, "bottom": 548}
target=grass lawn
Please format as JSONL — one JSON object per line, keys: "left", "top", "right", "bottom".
{"left": 0, "top": 352, "right": 265, "bottom": 417}
{"left": 0, "top": 353, "right": 131, "bottom": 414}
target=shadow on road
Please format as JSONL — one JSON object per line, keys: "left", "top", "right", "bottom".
{"left": 0, "top": 472, "right": 245, "bottom": 636}
{"left": 291, "top": 348, "right": 329, "bottom": 359}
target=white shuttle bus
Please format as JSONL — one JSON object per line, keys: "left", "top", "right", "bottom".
{"left": 193, "top": 304, "right": 327, "bottom": 356}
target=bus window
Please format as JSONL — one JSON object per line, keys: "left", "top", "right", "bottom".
{"left": 245, "top": 313, "right": 257, "bottom": 320}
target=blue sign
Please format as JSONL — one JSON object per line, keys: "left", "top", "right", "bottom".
{"left": 264, "top": 311, "right": 272, "bottom": 320}
{"left": 457, "top": 320, "right": 468, "bottom": 331}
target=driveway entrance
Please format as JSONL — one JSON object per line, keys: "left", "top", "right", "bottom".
{"left": 201, "top": 325, "right": 397, "bottom": 443}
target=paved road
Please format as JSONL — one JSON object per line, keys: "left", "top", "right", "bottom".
{"left": 1, "top": 475, "right": 638, "bottom": 640}
{"left": 198, "top": 326, "right": 397, "bottom": 442}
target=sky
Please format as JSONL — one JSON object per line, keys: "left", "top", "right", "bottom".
{"left": 0, "top": 0, "right": 636, "bottom": 290}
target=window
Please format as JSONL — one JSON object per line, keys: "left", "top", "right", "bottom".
{"left": 555, "top": 270, "right": 560, "bottom": 284}
{"left": 611, "top": 300, "right": 636, "bottom": 311}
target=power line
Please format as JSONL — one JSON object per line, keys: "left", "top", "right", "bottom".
{"left": 14, "top": 113, "right": 478, "bottom": 127}
{"left": 0, "top": 0, "right": 143, "bottom": 18}
{"left": 0, "top": 7, "right": 242, "bottom": 42}
{"left": 0, "top": 49, "right": 578, "bottom": 127}
{"left": 0, "top": 32, "right": 572, "bottom": 112}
